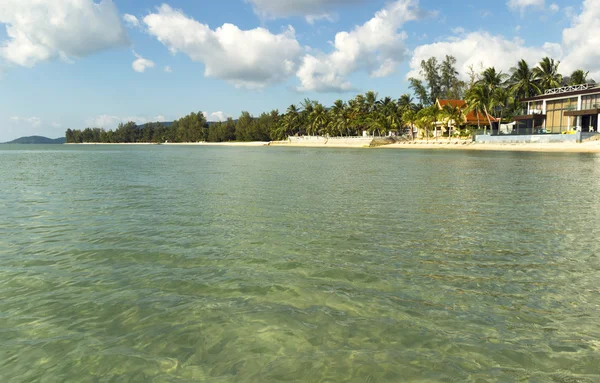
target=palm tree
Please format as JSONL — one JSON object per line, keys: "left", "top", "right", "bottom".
{"left": 533, "top": 57, "right": 563, "bottom": 92}
{"left": 509, "top": 59, "right": 540, "bottom": 110}
{"left": 466, "top": 85, "right": 486, "bottom": 133}
{"left": 398, "top": 94, "right": 416, "bottom": 113}
{"left": 300, "top": 98, "right": 316, "bottom": 135}
{"left": 365, "top": 91, "right": 378, "bottom": 114}
{"left": 310, "top": 102, "right": 329, "bottom": 136}
{"left": 441, "top": 104, "right": 465, "bottom": 141}
{"left": 478, "top": 67, "right": 509, "bottom": 94}
{"left": 416, "top": 106, "right": 437, "bottom": 141}
{"left": 278, "top": 104, "right": 301, "bottom": 138}
{"left": 568, "top": 69, "right": 590, "bottom": 85}
{"left": 491, "top": 87, "right": 513, "bottom": 133}
{"left": 330, "top": 99, "right": 351, "bottom": 136}
{"left": 402, "top": 109, "right": 417, "bottom": 141}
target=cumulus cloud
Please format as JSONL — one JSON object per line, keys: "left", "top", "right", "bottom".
{"left": 247, "top": 0, "right": 367, "bottom": 21}
{"left": 549, "top": 3, "right": 559, "bottom": 12}
{"left": 296, "top": 0, "right": 423, "bottom": 92}
{"left": 0, "top": 0, "right": 129, "bottom": 67}
{"left": 507, "top": 0, "right": 545, "bottom": 13}
{"left": 9, "top": 116, "right": 42, "bottom": 127}
{"left": 132, "top": 51, "right": 154, "bottom": 73}
{"left": 209, "top": 111, "right": 231, "bottom": 122}
{"left": 407, "top": 31, "right": 557, "bottom": 81}
{"left": 164, "top": 66, "right": 172, "bottom": 73}
{"left": 123, "top": 14, "right": 140, "bottom": 28}
{"left": 143, "top": 4, "right": 302, "bottom": 89}
{"left": 408, "top": 0, "right": 600, "bottom": 83}
{"left": 561, "top": 0, "right": 600, "bottom": 78}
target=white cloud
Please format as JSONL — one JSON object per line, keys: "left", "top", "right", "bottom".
{"left": 143, "top": 4, "right": 302, "bottom": 89}
{"left": 164, "top": 66, "right": 172, "bottom": 73}
{"left": 407, "top": 31, "right": 554, "bottom": 81}
{"left": 507, "top": 0, "right": 545, "bottom": 13}
{"left": 202, "top": 112, "right": 208, "bottom": 119}
{"left": 296, "top": 0, "right": 422, "bottom": 92}
{"left": 132, "top": 51, "right": 154, "bottom": 73}
{"left": 451, "top": 27, "right": 466, "bottom": 35}
{"left": 549, "top": 3, "right": 559, "bottom": 12}
{"left": 209, "top": 111, "right": 230, "bottom": 122}
{"left": 247, "top": 0, "right": 367, "bottom": 21}
{"left": 0, "top": 0, "right": 129, "bottom": 68}
{"left": 408, "top": 0, "right": 600, "bottom": 84}
{"left": 86, "top": 114, "right": 166, "bottom": 128}
{"left": 123, "top": 14, "right": 140, "bottom": 28}
{"left": 9, "top": 116, "right": 42, "bottom": 127}
{"left": 561, "top": 0, "right": 600, "bottom": 78}
{"left": 52, "top": 122, "right": 62, "bottom": 128}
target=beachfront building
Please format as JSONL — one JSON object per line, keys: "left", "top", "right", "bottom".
{"left": 515, "top": 84, "right": 600, "bottom": 134}
{"left": 434, "top": 99, "right": 497, "bottom": 136}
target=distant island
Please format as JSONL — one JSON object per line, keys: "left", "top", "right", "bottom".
{"left": 3, "top": 136, "right": 66, "bottom": 144}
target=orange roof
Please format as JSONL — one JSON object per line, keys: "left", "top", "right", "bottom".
{"left": 437, "top": 99, "right": 497, "bottom": 124}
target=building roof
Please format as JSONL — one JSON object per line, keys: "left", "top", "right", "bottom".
{"left": 521, "top": 84, "right": 600, "bottom": 102}
{"left": 436, "top": 99, "right": 497, "bottom": 124}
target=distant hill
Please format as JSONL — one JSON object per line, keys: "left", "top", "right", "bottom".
{"left": 3, "top": 136, "right": 66, "bottom": 144}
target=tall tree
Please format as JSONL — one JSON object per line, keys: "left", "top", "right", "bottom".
{"left": 466, "top": 85, "right": 489, "bottom": 133}
{"left": 310, "top": 102, "right": 329, "bottom": 136}
{"left": 533, "top": 57, "right": 563, "bottom": 92}
{"left": 420, "top": 57, "right": 442, "bottom": 104}
{"left": 567, "top": 69, "right": 590, "bottom": 85}
{"left": 441, "top": 103, "right": 466, "bottom": 140}
{"left": 409, "top": 78, "right": 429, "bottom": 106}
{"left": 510, "top": 59, "right": 541, "bottom": 108}
{"left": 440, "top": 55, "right": 464, "bottom": 99}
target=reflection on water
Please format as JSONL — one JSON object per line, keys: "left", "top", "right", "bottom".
{"left": 1, "top": 145, "right": 600, "bottom": 382}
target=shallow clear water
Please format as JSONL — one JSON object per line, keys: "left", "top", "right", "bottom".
{"left": 1, "top": 144, "right": 600, "bottom": 382}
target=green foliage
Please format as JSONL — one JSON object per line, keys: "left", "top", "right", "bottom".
{"left": 66, "top": 55, "right": 598, "bottom": 144}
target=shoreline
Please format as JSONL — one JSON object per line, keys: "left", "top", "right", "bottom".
{"left": 64, "top": 142, "right": 270, "bottom": 147}
{"left": 62, "top": 140, "right": 600, "bottom": 153}
{"left": 377, "top": 140, "right": 600, "bottom": 153}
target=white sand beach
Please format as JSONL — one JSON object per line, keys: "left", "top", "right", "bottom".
{"left": 378, "top": 140, "right": 600, "bottom": 153}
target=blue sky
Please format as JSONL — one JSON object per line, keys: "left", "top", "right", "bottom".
{"left": 0, "top": 0, "right": 596, "bottom": 141}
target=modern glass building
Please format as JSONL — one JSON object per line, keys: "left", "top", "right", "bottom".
{"left": 516, "top": 84, "right": 600, "bottom": 134}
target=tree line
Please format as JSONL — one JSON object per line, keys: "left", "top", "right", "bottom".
{"left": 66, "top": 56, "right": 594, "bottom": 143}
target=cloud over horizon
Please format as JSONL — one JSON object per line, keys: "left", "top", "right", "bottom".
{"left": 0, "top": 0, "right": 129, "bottom": 67}
{"left": 143, "top": 4, "right": 302, "bottom": 89}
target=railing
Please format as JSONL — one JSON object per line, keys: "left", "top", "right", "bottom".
{"left": 544, "top": 83, "right": 596, "bottom": 95}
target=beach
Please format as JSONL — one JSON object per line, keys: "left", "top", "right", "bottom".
{"left": 378, "top": 140, "right": 600, "bottom": 153}
{"left": 63, "top": 138, "right": 600, "bottom": 152}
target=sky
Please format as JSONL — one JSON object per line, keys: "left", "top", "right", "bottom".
{"left": 0, "top": 0, "right": 597, "bottom": 141}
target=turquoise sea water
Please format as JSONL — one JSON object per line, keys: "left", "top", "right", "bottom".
{"left": 1, "top": 144, "right": 600, "bottom": 382}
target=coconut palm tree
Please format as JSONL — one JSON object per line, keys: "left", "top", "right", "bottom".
{"left": 330, "top": 99, "right": 351, "bottom": 136}
{"left": 416, "top": 106, "right": 437, "bottom": 141}
{"left": 533, "top": 57, "right": 563, "bottom": 92}
{"left": 310, "top": 102, "right": 329, "bottom": 136}
{"left": 402, "top": 109, "right": 417, "bottom": 141}
{"left": 509, "top": 59, "right": 541, "bottom": 110}
{"left": 466, "top": 85, "right": 490, "bottom": 134}
{"left": 365, "top": 91, "right": 378, "bottom": 114}
{"left": 441, "top": 104, "right": 465, "bottom": 141}
{"left": 491, "top": 87, "right": 513, "bottom": 133}
{"left": 568, "top": 69, "right": 590, "bottom": 85}
{"left": 277, "top": 105, "right": 302, "bottom": 138}
{"left": 478, "top": 67, "right": 509, "bottom": 95}
{"left": 300, "top": 98, "right": 316, "bottom": 135}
